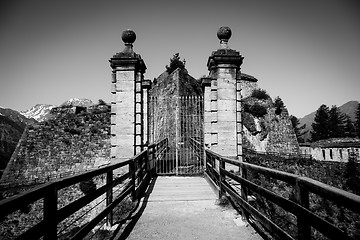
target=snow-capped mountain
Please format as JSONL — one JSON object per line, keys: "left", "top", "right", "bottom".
{"left": 60, "top": 98, "right": 94, "bottom": 107}
{"left": 20, "top": 104, "right": 55, "bottom": 122}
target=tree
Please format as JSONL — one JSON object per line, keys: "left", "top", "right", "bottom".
{"left": 328, "top": 105, "right": 346, "bottom": 138}
{"left": 311, "top": 104, "right": 330, "bottom": 141}
{"left": 250, "top": 88, "right": 270, "bottom": 100}
{"left": 166, "top": 53, "right": 186, "bottom": 73}
{"left": 274, "top": 96, "right": 285, "bottom": 115}
{"left": 356, "top": 103, "right": 360, "bottom": 138}
{"left": 290, "top": 115, "right": 307, "bottom": 143}
{"left": 344, "top": 115, "right": 356, "bottom": 137}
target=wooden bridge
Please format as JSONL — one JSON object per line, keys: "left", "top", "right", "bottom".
{"left": 1, "top": 138, "right": 360, "bottom": 240}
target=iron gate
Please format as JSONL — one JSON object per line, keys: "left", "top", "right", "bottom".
{"left": 149, "top": 96, "right": 204, "bottom": 175}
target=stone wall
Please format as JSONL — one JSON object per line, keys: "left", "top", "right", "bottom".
{"left": 0, "top": 105, "right": 111, "bottom": 185}
{"left": 242, "top": 97, "right": 299, "bottom": 155}
{"left": 149, "top": 68, "right": 202, "bottom": 147}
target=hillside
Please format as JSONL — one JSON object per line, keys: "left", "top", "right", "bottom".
{"left": 0, "top": 104, "right": 111, "bottom": 186}
{"left": 299, "top": 100, "right": 359, "bottom": 142}
{"left": 0, "top": 108, "right": 36, "bottom": 177}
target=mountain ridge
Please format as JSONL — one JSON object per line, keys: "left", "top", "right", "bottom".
{"left": 299, "top": 100, "right": 359, "bottom": 142}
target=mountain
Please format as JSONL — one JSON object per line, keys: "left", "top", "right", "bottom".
{"left": 0, "top": 115, "right": 24, "bottom": 172}
{"left": 0, "top": 108, "right": 30, "bottom": 177}
{"left": 0, "top": 107, "right": 37, "bottom": 126}
{"left": 20, "top": 104, "right": 55, "bottom": 122}
{"left": 60, "top": 98, "right": 94, "bottom": 107}
{"left": 299, "top": 100, "right": 359, "bottom": 142}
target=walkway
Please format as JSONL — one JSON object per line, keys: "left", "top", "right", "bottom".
{"left": 114, "top": 176, "right": 261, "bottom": 240}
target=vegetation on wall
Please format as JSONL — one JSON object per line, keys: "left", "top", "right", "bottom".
{"left": 250, "top": 88, "right": 270, "bottom": 100}
{"left": 165, "top": 53, "right": 186, "bottom": 74}
{"left": 245, "top": 152, "right": 360, "bottom": 239}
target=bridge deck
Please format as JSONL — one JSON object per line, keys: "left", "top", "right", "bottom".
{"left": 114, "top": 176, "right": 261, "bottom": 240}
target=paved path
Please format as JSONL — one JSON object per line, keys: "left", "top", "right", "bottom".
{"left": 115, "top": 176, "right": 262, "bottom": 240}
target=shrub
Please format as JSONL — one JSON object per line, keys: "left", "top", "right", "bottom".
{"left": 249, "top": 104, "right": 267, "bottom": 118}
{"left": 98, "top": 99, "right": 107, "bottom": 106}
{"left": 274, "top": 96, "right": 285, "bottom": 115}
{"left": 251, "top": 88, "right": 270, "bottom": 100}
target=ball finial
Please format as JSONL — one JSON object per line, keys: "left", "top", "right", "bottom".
{"left": 217, "top": 26, "right": 232, "bottom": 42}
{"left": 121, "top": 29, "right": 136, "bottom": 44}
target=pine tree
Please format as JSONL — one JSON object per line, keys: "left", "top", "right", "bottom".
{"left": 274, "top": 96, "right": 285, "bottom": 115}
{"left": 166, "top": 53, "right": 186, "bottom": 74}
{"left": 356, "top": 103, "right": 360, "bottom": 138}
{"left": 344, "top": 115, "right": 356, "bottom": 137}
{"left": 290, "top": 115, "right": 307, "bottom": 143}
{"left": 328, "top": 105, "right": 346, "bottom": 138}
{"left": 311, "top": 104, "right": 330, "bottom": 141}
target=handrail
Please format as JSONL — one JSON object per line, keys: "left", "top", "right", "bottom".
{"left": 0, "top": 138, "right": 168, "bottom": 240}
{"left": 205, "top": 148, "right": 360, "bottom": 240}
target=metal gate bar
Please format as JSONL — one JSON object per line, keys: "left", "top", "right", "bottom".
{"left": 149, "top": 96, "right": 204, "bottom": 175}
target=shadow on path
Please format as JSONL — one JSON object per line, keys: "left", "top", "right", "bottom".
{"left": 114, "top": 176, "right": 158, "bottom": 240}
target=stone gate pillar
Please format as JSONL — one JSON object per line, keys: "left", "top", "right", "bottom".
{"left": 202, "top": 27, "right": 243, "bottom": 160}
{"left": 109, "top": 30, "right": 146, "bottom": 164}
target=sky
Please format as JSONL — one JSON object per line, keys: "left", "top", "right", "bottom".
{"left": 0, "top": 0, "right": 359, "bottom": 118}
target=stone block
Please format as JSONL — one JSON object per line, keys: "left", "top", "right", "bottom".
{"left": 236, "top": 101, "right": 242, "bottom": 111}
{"left": 217, "top": 88, "right": 236, "bottom": 100}
{"left": 211, "top": 122, "right": 218, "bottom": 132}
{"left": 204, "top": 113, "right": 212, "bottom": 124}
{"left": 204, "top": 133, "right": 211, "bottom": 146}
{"left": 218, "top": 131, "right": 236, "bottom": 143}
{"left": 111, "top": 123, "right": 133, "bottom": 136}
{"left": 210, "top": 111, "right": 217, "bottom": 122}
{"left": 114, "top": 81, "right": 134, "bottom": 92}
{"left": 217, "top": 78, "right": 236, "bottom": 89}
{"left": 111, "top": 134, "right": 134, "bottom": 149}
{"left": 112, "top": 111, "right": 134, "bottom": 125}
{"left": 210, "top": 100, "right": 218, "bottom": 111}
{"left": 210, "top": 90, "right": 218, "bottom": 100}
{"left": 116, "top": 70, "right": 134, "bottom": 81}
{"left": 217, "top": 100, "right": 236, "bottom": 111}
{"left": 211, "top": 133, "right": 218, "bottom": 144}
{"left": 204, "top": 121, "right": 211, "bottom": 133}
{"left": 111, "top": 91, "right": 135, "bottom": 103}
{"left": 217, "top": 110, "right": 236, "bottom": 122}
{"left": 217, "top": 122, "right": 236, "bottom": 133}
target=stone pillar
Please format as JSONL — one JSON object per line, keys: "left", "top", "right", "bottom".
{"left": 203, "top": 27, "right": 243, "bottom": 159}
{"left": 109, "top": 30, "right": 146, "bottom": 164}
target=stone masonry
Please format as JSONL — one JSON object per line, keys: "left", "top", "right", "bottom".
{"left": 203, "top": 26, "right": 243, "bottom": 159}
{"left": 109, "top": 30, "right": 147, "bottom": 164}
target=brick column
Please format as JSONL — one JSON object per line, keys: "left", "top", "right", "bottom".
{"left": 204, "top": 27, "right": 243, "bottom": 159}
{"left": 109, "top": 30, "right": 146, "bottom": 164}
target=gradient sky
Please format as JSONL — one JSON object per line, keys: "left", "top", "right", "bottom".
{"left": 0, "top": 0, "right": 359, "bottom": 118}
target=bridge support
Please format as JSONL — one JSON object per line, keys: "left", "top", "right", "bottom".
{"left": 109, "top": 30, "right": 147, "bottom": 164}
{"left": 203, "top": 27, "right": 243, "bottom": 161}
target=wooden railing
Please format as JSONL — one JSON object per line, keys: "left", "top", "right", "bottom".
{"left": 0, "top": 138, "right": 168, "bottom": 240}
{"left": 204, "top": 149, "right": 360, "bottom": 240}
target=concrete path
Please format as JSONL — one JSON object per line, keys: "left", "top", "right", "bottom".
{"left": 115, "top": 176, "right": 262, "bottom": 240}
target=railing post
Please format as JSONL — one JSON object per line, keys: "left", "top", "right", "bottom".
{"left": 295, "top": 178, "right": 311, "bottom": 240}
{"left": 219, "top": 158, "right": 225, "bottom": 199}
{"left": 240, "top": 166, "right": 249, "bottom": 220}
{"left": 43, "top": 184, "right": 57, "bottom": 240}
{"left": 129, "top": 161, "right": 136, "bottom": 201}
{"left": 106, "top": 170, "right": 113, "bottom": 226}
